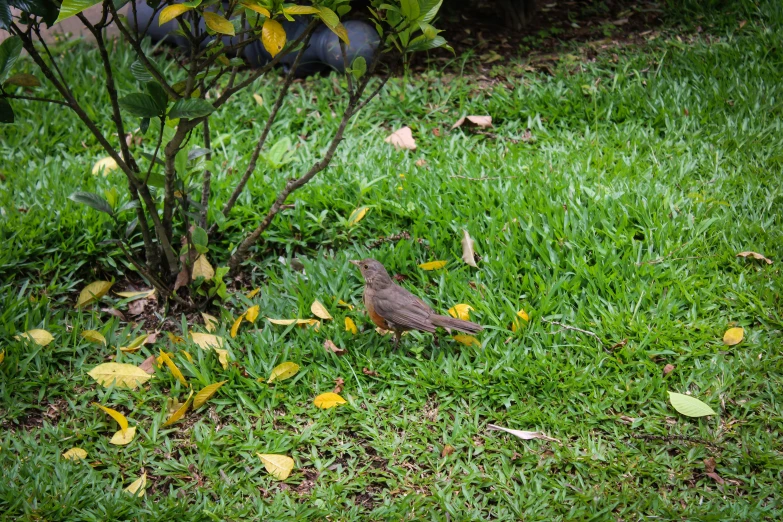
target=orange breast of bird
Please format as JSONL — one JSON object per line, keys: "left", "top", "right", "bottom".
{"left": 364, "top": 291, "right": 390, "bottom": 330}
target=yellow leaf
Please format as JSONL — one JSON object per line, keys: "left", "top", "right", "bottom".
{"left": 723, "top": 327, "right": 744, "bottom": 346}
{"left": 453, "top": 334, "right": 481, "bottom": 347}
{"left": 193, "top": 380, "right": 228, "bottom": 409}
{"left": 230, "top": 314, "right": 245, "bottom": 339}
{"left": 310, "top": 300, "right": 333, "bottom": 320}
{"left": 192, "top": 255, "right": 215, "bottom": 280}
{"left": 92, "top": 156, "right": 119, "bottom": 176}
{"left": 344, "top": 317, "right": 358, "bottom": 335}
{"left": 215, "top": 348, "right": 229, "bottom": 370}
{"left": 119, "top": 334, "right": 149, "bottom": 353}
{"left": 0, "top": 350, "right": 4, "bottom": 364}
{"left": 314, "top": 392, "right": 347, "bottom": 409}
{"left": 62, "top": 447, "right": 87, "bottom": 461}
{"left": 88, "top": 363, "right": 152, "bottom": 389}
{"left": 203, "top": 11, "right": 235, "bottom": 36}
{"left": 247, "top": 287, "right": 261, "bottom": 298}
{"left": 167, "top": 332, "right": 185, "bottom": 344}
{"left": 267, "top": 362, "right": 300, "bottom": 383}
{"left": 262, "top": 18, "right": 286, "bottom": 57}
{"left": 257, "top": 453, "right": 294, "bottom": 481}
{"left": 115, "top": 289, "right": 155, "bottom": 299}
{"left": 252, "top": 94, "right": 264, "bottom": 107}
{"left": 418, "top": 260, "right": 447, "bottom": 270}
{"left": 337, "top": 299, "right": 354, "bottom": 310}
{"left": 159, "top": 350, "right": 188, "bottom": 385}
{"left": 284, "top": 5, "right": 319, "bottom": 15}
{"left": 77, "top": 281, "right": 113, "bottom": 307}
{"left": 511, "top": 309, "right": 530, "bottom": 332}
{"left": 125, "top": 473, "right": 147, "bottom": 497}
{"left": 245, "top": 305, "right": 260, "bottom": 323}
{"left": 316, "top": 6, "right": 349, "bottom": 44}
{"left": 110, "top": 426, "right": 136, "bottom": 445}
{"left": 190, "top": 332, "right": 224, "bottom": 349}
{"left": 15, "top": 328, "right": 54, "bottom": 346}
{"left": 163, "top": 390, "right": 193, "bottom": 427}
{"left": 159, "top": 4, "right": 192, "bottom": 25}
{"left": 94, "top": 403, "right": 129, "bottom": 432}
{"left": 81, "top": 330, "right": 107, "bottom": 345}
{"left": 201, "top": 313, "right": 219, "bottom": 332}
{"left": 347, "top": 206, "right": 369, "bottom": 226}
{"left": 266, "top": 318, "right": 320, "bottom": 328}
{"left": 240, "top": 1, "right": 270, "bottom": 17}
{"left": 448, "top": 304, "right": 474, "bottom": 321}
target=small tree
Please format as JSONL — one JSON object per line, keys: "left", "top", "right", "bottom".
{"left": 0, "top": 0, "right": 448, "bottom": 308}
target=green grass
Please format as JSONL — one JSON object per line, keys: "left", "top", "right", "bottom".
{"left": 2, "top": 1, "right": 783, "bottom": 520}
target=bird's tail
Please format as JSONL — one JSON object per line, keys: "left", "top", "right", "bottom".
{"left": 430, "top": 314, "right": 484, "bottom": 334}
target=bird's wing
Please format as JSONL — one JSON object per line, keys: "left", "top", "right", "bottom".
{"left": 371, "top": 284, "right": 437, "bottom": 333}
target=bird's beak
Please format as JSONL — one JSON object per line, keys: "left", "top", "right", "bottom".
{"left": 349, "top": 260, "right": 361, "bottom": 267}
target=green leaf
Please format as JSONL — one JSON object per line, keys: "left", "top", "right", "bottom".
{"left": 0, "top": 36, "right": 23, "bottom": 83}
{"left": 668, "top": 391, "right": 716, "bottom": 418}
{"left": 418, "top": 0, "right": 442, "bottom": 24}
{"left": 350, "top": 56, "right": 366, "bottom": 80}
{"left": 117, "top": 200, "right": 141, "bottom": 213}
{"left": 119, "top": 93, "right": 163, "bottom": 118}
{"left": 408, "top": 34, "right": 449, "bottom": 52}
{"left": 168, "top": 98, "right": 215, "bottom": 119}
{"left": 191, "top": 226, "right": 208, "bottom": 249}
{"left": 0, "top": 98, "right": 13, "bottom": 124}
{"left": 0, "top": 0, "right": 11, "bottom": 29}
{"left": 55, "top": 0, "right": 101, "bottom": 24}
{"left": 14, "top": 0, "right": 61, "bottom": 26}
{"left": 145, "top": 81, "right": 168, "bottom": 112}
{"left": 400, "top": 0, "right": 420, "bottom": 21}
{"left": 3, "top": 72, "right": 40, "bottom": 87}
{"left": 69, "top": 191, "right": 114, "bottom": 215}
{"left": 130, "top": 60, "right": 154, "bottom": 83}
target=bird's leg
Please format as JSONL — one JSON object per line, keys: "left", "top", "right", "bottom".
{"left": 393, "top": 331, "right": 400, "bottom": 350}
{"left": 433, "top": 333, "right": 440, "bottom": 347}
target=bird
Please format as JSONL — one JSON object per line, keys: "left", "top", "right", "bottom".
{"left": 350, "top": 258, "right": 483, "bottom": 349}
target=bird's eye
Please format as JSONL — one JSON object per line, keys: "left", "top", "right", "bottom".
{"left": 363, "top": 264, "right": 369, "bottom": 269}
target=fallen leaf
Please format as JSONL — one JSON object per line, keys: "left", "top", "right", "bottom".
{"left": 215, "top": 348, "right": 229, "bottom": 370}
{"left": 230, "top": 314, "right": 245, "bottom": 339}
{"left": 119, "top": 334, "right": 149, "bottom": 353}
{"left": 110, "top": 426, "right": 136, "bottom": 445}
{"left": 125, "top": 472, "right": 147, "bottom": 497}
{"left": 201, "top": 313, "right": 219, "bottom": 332}
{"left": 415, "top": 158, "right": 427, "bottom": 167}
{"left": 253, "top": 93, "right": 264, "bottom": 106}
{"left": 313, "top": 392, "right": 347, "bottom": 409}
{"left": 451, "top": 115, "right": 493, "bottom": 130}
{"left": 245, "top": 305, "right": 260, "bottom": 322}
{"left": 62, "top": 447, "right": 88, "bottom": 461}
{"left": 521, "top": 128, "right": 533, "bottom": 141}
{"left": 736, "top": 251, "right": 772, "bottom": 264}
{"left": 461, "top": 229, "right": 478, "bottom": 267}
{"left": 167, "top": 332, "right": 185, "bottom": 344}
{"left": 348, "top": 206, "right": 369, "bottom": 226}
{"left": 324, "top": 339, "right": 346, "bottom": 356}
{"left": 333, "top": 377, "right": 345, "bottom": 394}
{"left": 266, "top": 318, "right": 320, "bottom": 328}
{"left": 723, "top": 327, "right": 744, "bottom": 346}
{"left": 432, "top": 127, "right": 441, "bottom": 137}
{"left": 77, "top": 281, "right": 113, "bottom": 307}
{"left": 15, "top": 329, "right": 54, "bottom": 346}
{"left": 190, "top": 332, "right": 224, "bottom": 349}
{"left": 192, "top": 255, "right": 215, "bottom": 280}
{"left": 179, "top": 350, "right": 192, "bottom": 363}
{"left": 193, "top": 380, "right": 228, "bottom": 409}
{"left": 115, "top": 289, "right": 155, "bottom": 299}
{"left": 663, "top": 364, "right": 675, "bottom": 376}
{"left": 0, "top": 350, "right": 4, "bottom": 364}
{"left": 81, "top": 330, "right": 107, "bottom": 345}
{"left": 337, "top": 299, "right": 354, "bottom": 310}
{"left": 739, "top": 20, "right": 747, "bottom": 28}
{"left": 174, "top": 268, "right": 189, "bottom": 291}
{"left": 138, "top": 355, "right": 156, "bottom": 374}
{"left": 453, "top": 334, "right": 481, "bottom": 347}
{"left": 158, "top": 350, "right": 187, "bottom": 385}
{"left": 511, "top": 309, "right": 530, "bottom": 332}
{"left": 362, "top": 367, "right": 379, "bottom": 377}
{"left": 448, "top": 304, "right": 474, "bottom": 321}
{"left": 267, "top": 362, "right": 300, "bottom": 383}
{"left": 128, "top": 299, "right": 146, "bottom": 316}
{"left": 92, "top": 157, "right": 119, "bottom": 176}
{"left": 487, "top": 424, "right": 560, "bottom": 443}
{"left": 88, "top": 362, "right": 152, "bottom": 388}
{"left": 247, "top": 287, "right": 261, "bottom": 298}
{"left": 102, "top": 308, "right": 126, "bottom": 321}
{"left": 257, "top": 454, "right": 294, "bottom": 481}
{"left": 704, "top": 457, "right": 717, "bottom": 473}
{"left": 418, "top": 260, "right": 447, "bottom": 270}
{"left": 311, "top": 300, "right": 333, "bottom": 320}
{"left": 385, "top": 126, "right": 417, "bottom": 150}
{"left": 344, "top": 317, "right": 358, "bottom": 335}
{"left": 668, "top": 391, "right": 716, "bottom": 417}
{"left": 441, "top": 444, "right": 455, "bottom": 457}
{"left": 94, "top": 403, "right": 129, "bottom": 432}
{"left": 162, "top": 390, "right": 193, "bottom": 427}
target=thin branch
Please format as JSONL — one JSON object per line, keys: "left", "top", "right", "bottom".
{"left": 629, "top": 433, "right": 722, "bottom": 451}
{"left": 339, "top": 40, "right": 354, "bottom": 95}
{"left": 200, "top": 118, "right": 212, "bottom": 229}
{"left": 354, "top": 73, "right": 393, "bottom": 112}
{"left": 117, "top": 240, "right": 188, "bottom": 306}
{"left": 127, "top": 181, "right": 160, "bottom": 271}
{"left": 542, "top": 319, "right": 604, "bottom": 345}
{"left": 31, "top": 23, "right": 72, "bottom": 97}
{"left": 0, "top": 93, "right": 70, "bottom": 106}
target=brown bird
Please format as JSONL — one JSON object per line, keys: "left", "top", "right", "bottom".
{"left": 350, "top": 258, "right": 483, "bottom": 349}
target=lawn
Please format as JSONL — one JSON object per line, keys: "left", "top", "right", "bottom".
{"left": 2, "top": 1, "right": 783, "bottom": 520}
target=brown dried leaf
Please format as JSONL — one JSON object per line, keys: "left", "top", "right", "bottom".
{"left": 385, "top": 126, "right": 417, "bottom": 150}
{"left": 138, "top": 355, "right": 156, "bottom": 374}
{"left": 441, "top": 444, "right": 455, "bottom": 457}
{"left": 451, "top": 115, "right": 493, "bottom": 130}
{"left": 461, "top": 229, "right": 477, "bottom": 267}
{"left": 362, "top": 367, "right": 379, "bottom": 377}
{"left": 415, "top": 158, "right": 427, "bottom": 167}
{"left": 324, "top": 339, "right": 346, "bottom": 356}
{"left": 332, "top": 377, "right": 345, "bottom": 394}
{"left": 102, "top": 307, "right": 126, "bottom": 321}
{"left": 174, "top": 268, "right": 189, "bottom": 291}
{"left": 736, "top": 251, "right": 772, "bottom": 265}
{"left": 128, "top": 299, "right": 146, "bottom": 316}
{"left": 704, "top": 457, "right": 716, "bottom": 473}
{"left": 663, "top": 364, "right": 675, "bottom": 376}
{"left": 487, "top": 424, "right": 560, "bottom": 443}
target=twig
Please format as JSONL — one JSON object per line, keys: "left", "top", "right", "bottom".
{"left": 339, "top": 40, "right": 354, "bottom": 95}
{"left": 199, "top": 119, "right": 212, "bottom": 229}
{"left": 0, "top": 93, "right": 70, "bottom": 106}
{"left": 636, "top": 254, "right": 716, "bottom": 266}
{"left": 450, "top": 175, "right": 518, "bottom": 181}
{"left": 635, "top": 242, "right": 689, "bottom": 266}
{"left": 629, "top": 433, "right": 722, "bottom": 450}
{"left": 542, "top": 319, "right": 604, "bottom": 345}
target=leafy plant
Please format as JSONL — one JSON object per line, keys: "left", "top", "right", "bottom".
{"left": 0, "top": 0, "right": 448, "bottom": 309}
